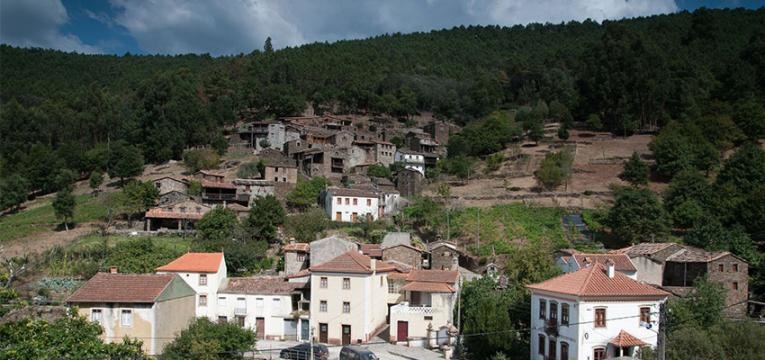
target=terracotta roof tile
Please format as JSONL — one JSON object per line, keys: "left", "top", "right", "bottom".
{"left": 145, "top": 207, "right": 207, "bottom": 220}
{"left": 526, "top": 263, "right": 668, "bottom": 298}
{"left": 401, "top": 281, "right": 456, "bottom": 293}
{"left": 287, "top": 269, "right": 311, "bottom": 279}
{"left": 68, "top": 273, "right": 177, "bottom": 303}
{"left": 609, "top": 330, "right": 648, "bottom": 347}
{"left": 360, "top": 244, "right": 382, "bottom": 258}
{"left": 406, "top": 269, "right": 459, "bottom": 284}
{"left": 572, "top": 254, "right": 637, "bottom": 272}
{"left": 610, "top": 243, "right": 676, "bottom": 256}
{"left": 201, "top": 180, "right": 237, "bottom": 189}
{"left": 220, "top": 276, "right": 305, "bottom": 295}
{"left": 326, "top": 187, "right": 379, "bottom": 198}
{"left": 283, "top": 243, "right": 310, "bottom": 253}
{"left": 310, "top": 251, "right": 395, "bottom": 274}
{"left": 156, "top": 252, "right": 224, "bottom": 273}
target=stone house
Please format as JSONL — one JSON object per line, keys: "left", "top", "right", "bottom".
{"left": 197, "top": 171, "right": 239, "bottom": 205}
{"left": 144, "top": 200, "right": 211, "bottom": 231}
{"left": 395, "top": 168, "right": 424, "bottom": 197}
{"left": 374, "top": 141, "right": 396, "bottom": 166}
{"left": 233, "top": 179, "right": 275, "bottom": 205}
{"left": 158, "top": 191, "right": 194, "bottom": 206}
{"left": 428, "top": 242, "right": 461, "bottom": 271}
{"left": 67, "top": 272, "right": 196, "bottom": 356}
{"left": 152, "top": 177, "right": 188, "bottom": 195}
{"left": 383, "top": 244, "right": 426, "bottom": 270}
{"left": 423, "top": 120, "right": 451, "bottom": 145}
{"left": 283, "top": 242, "right": 310, "bottom": 276}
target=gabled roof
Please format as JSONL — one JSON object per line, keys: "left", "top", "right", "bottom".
{"left": 360, "top": 244, "right": 382, "bottom": 258}
{"left": 68, "top": 273, "right": 181, "bottom": 303}
{"left": 571, "top": 254, "right": 637, "bottom": 272}
{"left": 381, "top": 232, "right": 411, "bottom": 249}
{"left": 665, "top": 247, "right": 737, "bottom": 263}
{"left": 287, "top": 268, "right": 311, "bottom": 279}
{"left": 609, "top": 330, "right": 648, "bottom": 347}
{"left": 401, "top": 270, "right": 459, "bottom": 293}
{"left": 156, "top": 252, "right": 224, "bottom": 273}
{"left": 310, "top": 250, "right": 395, "bottom": 274}
{"left": 609, "top": 243, "right": 677, "bottom": 257}
{"left": 220, "top": 276, "right": 305, "bottom": 295}
{"left": 383, "top": 243, "right": 424, "bottom": 253}
{"left": 526, "top": 263, "right": 668, "bottom": 299}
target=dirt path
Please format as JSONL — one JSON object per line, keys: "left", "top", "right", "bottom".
{"left": 1, "top": 222, "right": 98, "bottom": 259}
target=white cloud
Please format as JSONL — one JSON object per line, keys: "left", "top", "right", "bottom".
{"left": 0, "top": 0, "right": 101, "bottom": 53}
{"left": 476, "top": 0, "right": 679, "bottom": 25}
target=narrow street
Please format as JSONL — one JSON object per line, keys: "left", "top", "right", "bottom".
{"left": 255, "top": 338, "right": 446, "bottom": 360}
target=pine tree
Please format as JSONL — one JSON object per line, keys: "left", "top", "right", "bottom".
{"left": 263, "top": 36, "right": 273, "bottom": 53}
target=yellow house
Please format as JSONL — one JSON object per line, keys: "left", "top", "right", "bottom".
{"left": 67, "top": 272, "right": 196, "bottom": 355}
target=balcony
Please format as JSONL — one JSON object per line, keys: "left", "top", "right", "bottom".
{"left": 234, "top": 307, "right": 247, "bottom": 316}
{"left": 202, "top": 193, "right": 237, "bottom": 201}
{"left": 390, "top": 302, "right": 444, "bottom": 315}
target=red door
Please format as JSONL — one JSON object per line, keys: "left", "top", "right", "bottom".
{"left": 397, "top": 321, "right": 408, "bottom": 342}
{"left": 256, "top": 317, "right": 265, "bottom": 339}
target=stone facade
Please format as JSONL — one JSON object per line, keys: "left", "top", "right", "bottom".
{"left": 396, "top": 169, "right": 423, "bottom": 197}
{"left": 706, "top": 254, "right": 749, "bottom": 317}
{"left": 374, "top": 142, "right": 396, "bottom": 166}
{"left": 382, "top": 245, "right": 423, "bottom": 269}
{"left": 153, "top": 177, "right": 188, "bottom": 195}
{"left": 430, "top": 244, "right": 460, "bottom": 271}
{"left": 264, "top": 165, "right": 298, "bottom": 184}
{"left": 158, "top": 191, "right": 193, "bottom": 206}
{"left": 284, "top": 251, "right": 309, "bottom": 276}
{"left": 424, "top": 121, "right": 450, "bottom": 145}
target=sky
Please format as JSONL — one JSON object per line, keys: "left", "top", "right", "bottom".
{"left": 0, "top": 0, "right": 763, "bottom": 56}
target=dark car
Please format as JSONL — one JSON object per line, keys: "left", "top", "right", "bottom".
{"left": 279, "top": 343, "right": 329, "bottom": 360}
{"left": 339, "top": 346, "right": 379, "bottom": 360}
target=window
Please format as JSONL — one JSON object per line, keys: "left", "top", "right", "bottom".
{"left": 199, "top": 294, "right": 208, "bottom": 306}
{"left": 550, "top": 302, "right": 558, "bottom": 322}
{"left": 595, "top": 308, "right": 606, "bottom": 327}
{"left": 120, "top": 309, "right": 132, "bottom": 327}
{"left": 733, "top": 264, "right": 739, "bottom": 272}
{"left": 320, "top": 277, "right": 328, "bottom": 288}
{"left": 353, "top": 198, "right": 358, "bottom": 205}
{"left": 345, "top": 198, "right": 350, "bottom": 205}
{"left": 337, "top": 198, "right": 342, "bottom": 205}
{"left": 199, "top": 274, "right": 207, "bottom": 286}
{"left": 256, "top": 298, "right": 264, "bottom": 310}
{"left": 343, "top": 302, "right": 350, "bottom": 313}
{"left": 343, "top": 278, "right": 350, "bottom": 289}
{"left": 538, "top": 334, "right": 545, "bottom": 355}
{"left": 272, "top": 298, "right": 281, "bottom": 311}
{"left": 320, "top": 301, "right": 327, "bottom": 312}
{"left": 424, "top": 316, "right": 433, "bottom": 321}
{"left": 218, "top": 316, "right": 227, "bottom": 324}
{"left": 274, "top": 177, "right": 278, "bottom": 182}
{"left": 539, "top": 299, "right": 546, "bottom": 319}
{"left": 218, "top": 297, "right": 226, "bottom": 307}
{"left": 91, "top": 309, "right": 102, "bottom": 323}
{"left": 560, "top": 342, "right": 569, "bottom": 360}
{"left": 549, "top": 339, "right": 557, "bottom": 360}
{"left": 366, "top": 199, "right": 372, "bottom": 206}
{"left": 719, "top": 264, "right": 724, "bottom": 272}
{"left": 593, "top": 348, "right": 606, "bottom": 360}
{"left": 733, "top": 282, "right": 739, "bottom": 290}
{"left": 297, "top": 253, "right": 305, "bottom": 261}
{"left": 561, "top": 304, "right": 569, "bottom": 325}
{"left": 640, "top": 307, "right": 651, "bottom": 323}
{"left": 388, "top": 281, "right": 399, "bottom": 294}
{"left": 180, "top": 206, "right": 186, "bottom": 213}
{"left": 236, "top": 316, "right": 245, "bottom": 327}
{"left": 282, "top": 177, "right": 286, "bottom": 182}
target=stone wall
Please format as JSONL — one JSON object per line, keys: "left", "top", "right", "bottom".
{"left": 383, "top": 246, "right": 422, "bottom": 269}
{"left": 707, "top": 255, "right": 748, "bottom": 318}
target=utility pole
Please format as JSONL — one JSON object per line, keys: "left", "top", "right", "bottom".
{"left": 310, "top": 326, "right": 315, "bottom": 360}
{"left": 657, "top": 302, "right": 666, "bottom": 360}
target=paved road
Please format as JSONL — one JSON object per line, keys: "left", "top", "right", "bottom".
{"left": 255, "top": 338, "right": 445, "bottom": 360}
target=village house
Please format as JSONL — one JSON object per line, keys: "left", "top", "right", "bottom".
{"left": 309, "top": 250, "right": 395, "bottom": 345}
{"left": 216, "top": 276, "right": 309, "bottom": 341}
{"left": 389, "top": 269, "right": 459, "bottom": 347}
{"left": 238, "top": 121, "right": 300, "bottom": 151}
{"left": 322, "top": 187, "right": 381, "bottom": 222}
{"left": 259, "top": 149, "right": 299, "bottom": 185}
{"left": 233, "top": 178, "right": 275, "bottom": 205}
{"left": 383, "top": 244, "right": 426, "bottom": 270}
{"left": 157, "top": 190, "right": 194, "bottom": 206}
{"left": 374, "top": 141, "right": 396, "bottom": 166}
{"left": 309, "top": 235, "right": 358, "bottom": 268}
{"left": 428, "top": 242, "right": 461, "bottom": 271}
{"left": 423, "top": 120, "right": 451, "bottom": 145}
{"left": 555, "top": 251, "right": 638, "bottom": 279}
{"left": 395, "top": 168, "right": 424, "bottom": 197}
{"left": 527, "top": 262, "right": 669, "bottom": 360}
{"left": 67, "top": 272, "right": 196, "bottom": 356}
{"left": 197, "top": 170, "right": 241, "bottom": 205}
{"left": 283, "top": 242, "right": 311, "bottom": 276}
{"left": 144, "top": 200, "right": 211, "bottom": 231}
{"left": 395, "top": 150, "right": 426, "bottom": 176}
{"left": 152, "top": 177, "right": 189, "bottom": 195}
{"left": 156, "top": 252, "right": 227, "bottom": 319}
{"left": 611, "top": 243, "right": 749, "bottom": 317}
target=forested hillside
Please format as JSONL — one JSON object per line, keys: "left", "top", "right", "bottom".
{"left": 1, "top": 8, "right": 764, "bottom": 205}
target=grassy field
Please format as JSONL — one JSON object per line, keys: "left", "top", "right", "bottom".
{"left": 0, "top": 194, "right": 110, "bottom": 243}
{"left": 68, "top": 234, "right": 193, "bottom": 252}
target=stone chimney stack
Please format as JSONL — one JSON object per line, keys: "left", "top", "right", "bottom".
{"left": 109, "top": 266, "right": 118, "bottom": 274}
{"left": 606, "top": 259, "right": 615, "bottom": 278}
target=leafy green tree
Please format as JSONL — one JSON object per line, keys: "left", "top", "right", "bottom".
{"left": 607, "top": 187, "right": 670, "bottom": 244}
{"left": 442, "top": 156, "right": 473, "bottom": 180}
{"left": 527, "top": 117, "right": 545, "bottom": 144}
{"left": 732, "top": 99, "right": 765, "bottom": 139}
{"left": 182, "top": 149, "right": 220, "bottom": 173}
{"left": 246, "top": 195, "right": 285, "bottom": 242}
{"left": 649, "top": 121, "right": 719, "bottom": 179}
{"left": 367, "top": 164, "right": 392, "bottom": 179}
{"left": 88, "top": 171, "right": 104, "bottom": 193}
{"left": 0, "top": 175, "right": 28, "bottom": 211}
{"left": 485, "top": 153, "right": 505, "bottom": 172}
{"left": 0, "top": 310, "right": 146, "bottom": 360}
{"left": 52, "top": 188, "right": 76, "bottom": 231}
{"left": 286, "top": 177, "right": 328, "bottom": 209}
{"left": 535, "top": 151, "right": 573, "bottom": 190}
{"left": 715, "top": 143, "right": 765, "bottom": 194}
{"left": 557, "top": 125, "right": 570, "bottom": 141}
{"left": 284, "top": 208, "right": 329, "bottom": 242}
{"left": 160, "top": 317, "right": 256, "bottom": 360}
{"left": 196, "top": 207, "right": 239, "bottom": 246}
{"left": 108, "top": 143, "right": 144, "bottom": 186}
{"left": 505, "top": 242, "right": 561, "bottom": 285}
{"left": 119, "top": 180, "right": 159, "bottom": 226}
{"left": 667, "top": 278, "right": 725, "bottom": 330}
{"left": 620, "top": 152, "right": 649, "bottom": 186}
{"left": 586, "top": 113, "right": 603, "bottom": 130}
{"left": 236, "top": 161, "right": 264, "bottom": 179}
{"left": 664, "top": 169, "right": 711, "bottom": 221}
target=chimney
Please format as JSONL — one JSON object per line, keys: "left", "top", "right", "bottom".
{"left": 109, "top": 266, "right": 118, "bottom": 274}
{"left": 606, "top": 259, "right": 615, "bottom": 278}
{"left": 371, "top": 259, "right": 376, "bottom": 273}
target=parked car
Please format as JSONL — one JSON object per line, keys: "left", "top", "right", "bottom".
{"left": 339, "top": 346, "right": 379, "bottom": 360}
{"left": 279, "top": 343, "right": 329, "bottom": 360}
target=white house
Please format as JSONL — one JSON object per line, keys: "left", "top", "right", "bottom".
{"left": 389, "top": 269, "right": 459, "bottom": 347}
{"left": 555, "top": 251, "right": 638, "bottom": 280}
{"left": 394, "top": 150, "right": 425, "bottom": 176}
{"left": 217, "top": 276, "right": 310, "bottom": 341}
{"left": 323, "top": 187, "right": 380, "bottom": 222}
{"left": 526, "top": 262, "right": 669, "bottom": 360}
{"left": 156, "top": 252, "right": 227, "bottom": 319}
{"left": 309, "top": 250, "right": 395, "bottom": 345}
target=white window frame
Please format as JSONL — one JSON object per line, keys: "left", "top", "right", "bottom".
{"left": 91, "top": 309, "right": 102, "bottom": 323}
{"left": 120, "top": 309, "right": 133, "bottom": 327}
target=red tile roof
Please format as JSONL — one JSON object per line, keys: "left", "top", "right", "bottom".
{"left": 68, "top": 273, "right": 177, "bottom": 303}
{"left": 220, "top": 276, "right": 306, "bottom": 295}
{"left": 145, "top": 207, "right": 208, "bottom": 220}
{"left": 571, "top": 254, "right": 637, "bottom": 272}
{"left": 283, "top": 243, "right": 310, "bottom": 253}
{"left": 360, "top": 244, "right": 382, "bottom": 258}
{"left": 400, "top": 269, "right": 459, "bottom": 293}
{"left": 201, "top": 180, "right": 237, "bottom": 189}
{"left": 526, "top": 263, "right": 669, "bottom": 299}
{"left": 326, "top": 187, "right": 379, "bottom": 198}
{"left": 401, "top": 281, "right": 456, "bottom": 293}
{"left": 286, "top": 269, "right": 311, "bottom": 279}
{"left": 609, "top": 330, "right": 648, "bottom": 347}
{"left": 156, "top": 252, "right": 224, "bottom": 273}
{"left": 310, "top": 250, "right": 395, "bottom": 274}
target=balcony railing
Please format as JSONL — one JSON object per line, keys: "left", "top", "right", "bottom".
{"left": 202, "top": 193, "right": 237, "bottom": 201}
{"left": 234, "top": 307, "right": 247, "bottom": 315}
{"left": 390, "top": 302, "right": 444, "bottom": 315}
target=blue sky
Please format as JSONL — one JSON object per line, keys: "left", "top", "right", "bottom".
{"left": 1, "top": 0, "right": 763, "bottom": 56}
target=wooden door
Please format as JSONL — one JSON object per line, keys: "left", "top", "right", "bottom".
{"left": 396, "top": 321, "right": 408, "bottom": 342}
{"left": 342, "top": 325, "right": 351, "bottom": 345}
{"left": 319, "top": 323, "right": 328, "bottom": 343}
{"left": 594, "top": 348, "right": 606, "bottom": 360}
{"left": 335, "top": 212, "right": 341, "bottom": 221}
{"left": 255, "top": 317, "right": 265, "bottom": 339}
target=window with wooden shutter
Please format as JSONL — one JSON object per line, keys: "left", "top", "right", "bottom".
{"left": 539, "top": 299, "right": 546, "bottom": 319}
{"left": 595, "top": 308, "right": 606, "bottom": 327}
{"left": 561, "top": 304, "right": 569, "bottom": 325}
